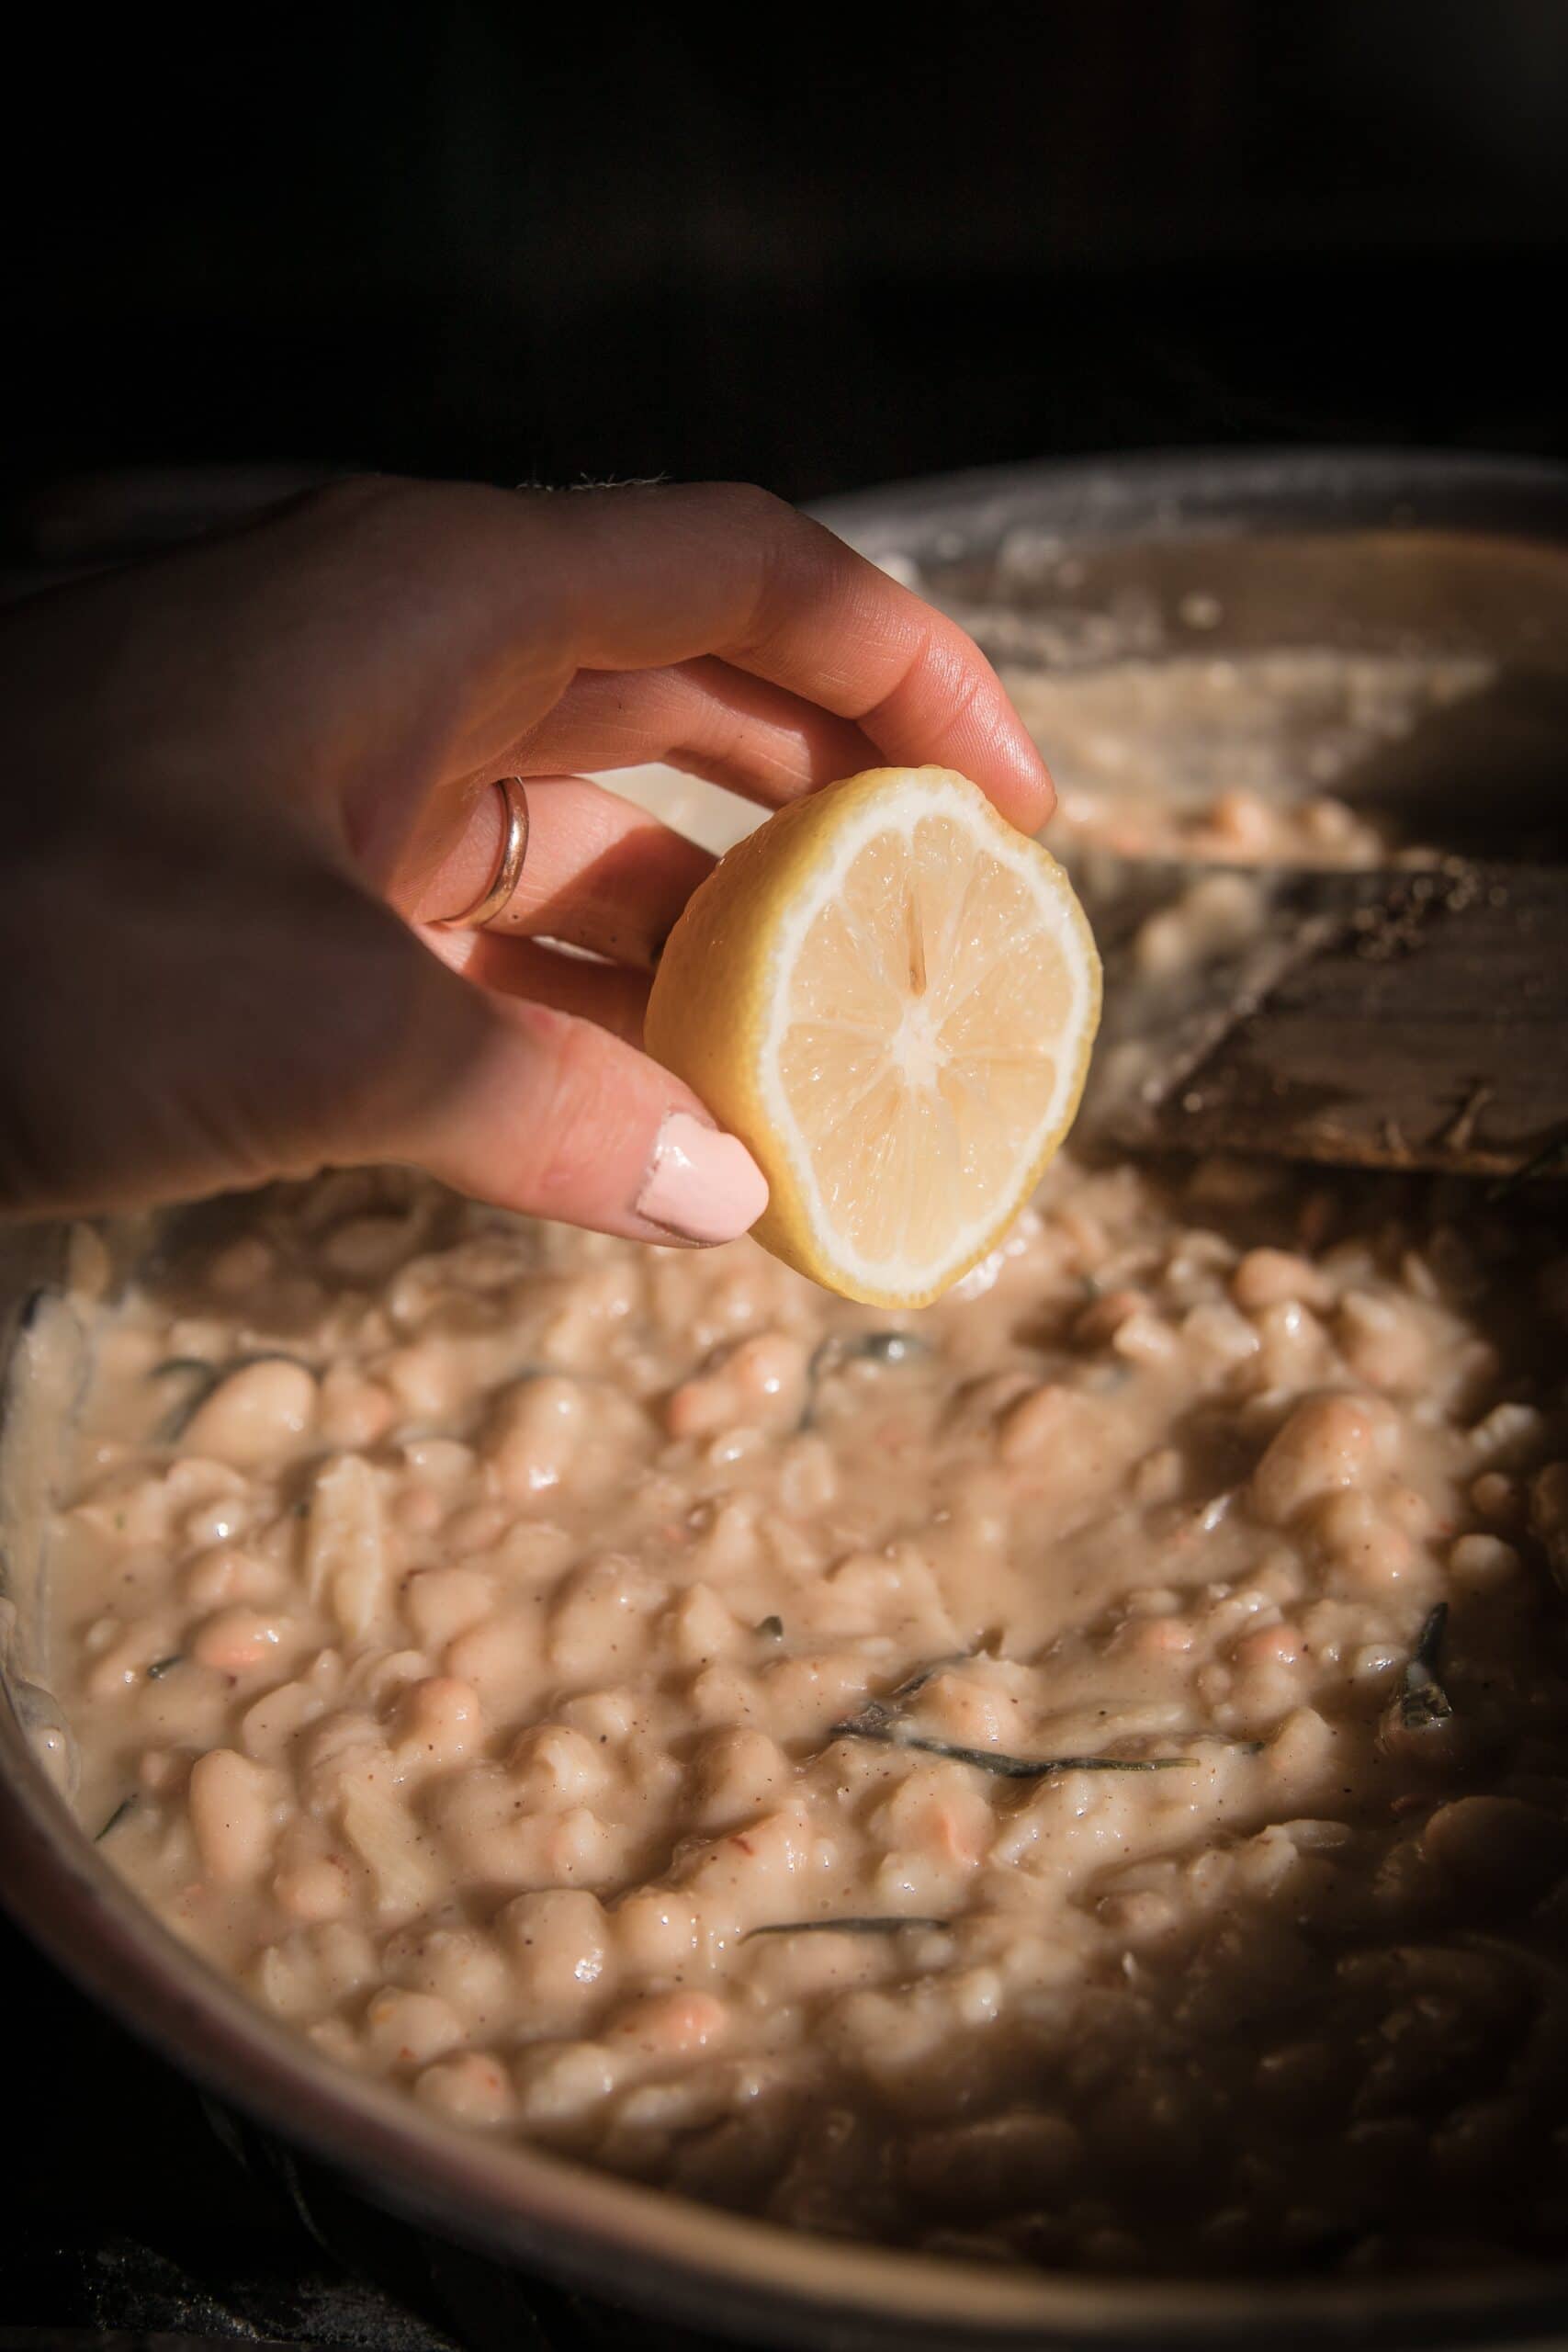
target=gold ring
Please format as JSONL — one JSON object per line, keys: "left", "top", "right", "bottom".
{"left": 436, "top": 776, "right": 530, "bottom": 930}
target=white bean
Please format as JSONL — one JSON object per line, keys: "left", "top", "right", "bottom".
{"left": 182, "top": 1360, "right": 318, "bottom": 1468}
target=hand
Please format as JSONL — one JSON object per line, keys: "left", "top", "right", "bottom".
{"left": 0, "top": 475, "right": 1052, "bottom": 1242}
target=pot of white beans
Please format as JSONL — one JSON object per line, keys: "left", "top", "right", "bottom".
{"left": 6, "top": 450, "right": 1568, "bottom": 2351}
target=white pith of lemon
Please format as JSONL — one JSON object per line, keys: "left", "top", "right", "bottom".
{"left": 645, "top": 766, "right": 1101, "bottom": 1306}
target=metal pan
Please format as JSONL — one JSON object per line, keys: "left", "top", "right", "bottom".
{"left": 5, "top": 450, "right": 1568, "bottom": 2351}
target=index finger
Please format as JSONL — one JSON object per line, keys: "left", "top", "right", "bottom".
{"left": 529, "top": 482, "right": 1055, "bottom": 834}
{"left": 327, "top": 478, "right": 1053, "bottom": 838}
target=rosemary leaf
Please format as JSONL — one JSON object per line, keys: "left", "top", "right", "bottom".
{"left": 830, "top": 1721, "right": 1195, "bottom": 1779}
{"left": 755, "top": 1616, "right": 784, "bottom": 1640}
{"left": 834, "top": 1653, "right": 976, "bottom": 1740}
{"left": 146, "top": 1655, "right": 185, "bottom": 1680}
{"left": 886, "top": 1653, "right": 969, "bottom": 1704}
{"left": 745, "top": 1915, "right": 951, "bottom": 1939}
{"left": 1397, "top": 1600, "right": 1452, "bottom": 1735}
{"left": 94, "top": 1794, "right": 137, "bottom": 1842}
{"left": 1414, "top": 1600, "right": 1448, "bottom": 1671}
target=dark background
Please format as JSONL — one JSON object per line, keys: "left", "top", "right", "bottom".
{"left": 5, "top": 0, "right": 1568, "bottom": 529}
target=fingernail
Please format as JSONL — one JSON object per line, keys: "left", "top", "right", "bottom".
{"left": 637, "top": 1112, "right": 769, "bottom": 1244}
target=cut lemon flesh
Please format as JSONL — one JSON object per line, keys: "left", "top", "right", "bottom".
{"left": 645, "top": 767, "right": 1101, "bottom": 1306}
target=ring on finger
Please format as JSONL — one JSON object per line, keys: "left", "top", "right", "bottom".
{"left": 435, "top": 776, "right": 531, "bottom": 930}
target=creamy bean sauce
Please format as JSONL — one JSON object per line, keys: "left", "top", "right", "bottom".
{"left": 46, "top": 654, "right": 1568, "bottom": 2280}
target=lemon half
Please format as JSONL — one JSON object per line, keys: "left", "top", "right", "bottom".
{"left": 646, "top": 766, "right": 1101, "bottom": 1306}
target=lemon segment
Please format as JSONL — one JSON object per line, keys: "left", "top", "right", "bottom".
{"left": 645, "top": 766, "right": 1101, "bottom": 1306}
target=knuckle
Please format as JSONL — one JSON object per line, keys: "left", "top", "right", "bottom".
{"left": 696, "top": 480, "right": 794, "bottom": 533}
{"left": 714, "top": 492, "right": 848, "bottom": 657}
{"left": 298, "top": 474, "right": 513, "bottom": 563}
{"left": 291, "top": 471, "right": 407, "bottom": 530}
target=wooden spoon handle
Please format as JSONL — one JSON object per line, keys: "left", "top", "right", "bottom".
{"left": 1084, "top": 858, "right": 1568, "bottom": 1182}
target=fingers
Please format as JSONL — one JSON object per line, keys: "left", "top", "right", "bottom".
{"left": 0, "top": 811, "right": 761, "bottom": 1245}
{"left": 388, "top": 650, "right": 885, "bottom": 968}
{"left": 295, "top": 480, "right": 1051, "bottom": 854}
{"left": 426, "top": 922, "right": 651, "bottom": 1042}
{"left": 406, "top": 775, "right": 714, "bottom": 968}
{"left": 518, "top": 657, "right": 881, "bottom": 808}
{"left": 386, "top": 965, "right": 767, "bottom": 1246}
{"left": 519, "top": 482, "right": 1055, "bottom": 832}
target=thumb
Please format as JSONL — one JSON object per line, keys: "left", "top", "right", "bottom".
{"left": 379, "top": 963, "right": 770, "bottom": 1248}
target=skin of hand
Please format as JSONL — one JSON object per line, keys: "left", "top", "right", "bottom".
{"left": 0, "top": 475, "right": 1053, "bottom": 1245}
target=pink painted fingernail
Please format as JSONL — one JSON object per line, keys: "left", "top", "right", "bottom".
{"left": 637, "top": 1113, "right": 769, "bottom": 1244}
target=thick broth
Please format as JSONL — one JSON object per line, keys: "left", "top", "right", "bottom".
{"left": 47, "top": 654, "right": 1568, "bottom": 2278}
